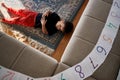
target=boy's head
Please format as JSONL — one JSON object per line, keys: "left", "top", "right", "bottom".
{"left": 56, "top": 20, "right": 73, "bottom": 33}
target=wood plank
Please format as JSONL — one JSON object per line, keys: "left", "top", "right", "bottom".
{"left": 51, "top": 0, "right": 89, "bottom": 62}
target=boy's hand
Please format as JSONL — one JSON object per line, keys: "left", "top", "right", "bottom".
{"left": 41, "top": 17, "right": 48, "bottom": 34}
{"left": 41, "top": 17, "right": 46, "bottom": 26}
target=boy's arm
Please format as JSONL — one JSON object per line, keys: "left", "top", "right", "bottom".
{"left": 42, "top": 10, "right": 52, "bottom": 18}
{"left": 41, "top": 17, "right": 48, "bottom": 34}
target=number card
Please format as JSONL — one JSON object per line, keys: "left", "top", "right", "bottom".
{"left": 0, "top": 0, "right": 119, "bottom": 80}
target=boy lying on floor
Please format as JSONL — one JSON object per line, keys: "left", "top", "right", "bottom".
{"left": 0, "top": 3, "right": 73, "bottom": 36}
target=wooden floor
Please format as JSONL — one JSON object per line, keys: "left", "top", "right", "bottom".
{"left": 52, "top": 0, "right": 89, "bottom": 62}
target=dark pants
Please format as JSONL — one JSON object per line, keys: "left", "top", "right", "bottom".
{"left": 34, "top": 13, "right": 42, "bottom": 28}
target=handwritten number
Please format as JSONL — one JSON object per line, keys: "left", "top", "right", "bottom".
{"left": 2, "top": 71, "right": 15, "bottom": 80}
{"left": 27, "top": 77, "right": 34, "bottom": 80}
{"left": 61, "top": 73, "right": 66, "bottom": 80}
{"left": 75, "top": 65, "right": 85, "bottom": 78}
{"left": 114, "top": 1, "right": 120, "bottom": 8}
{"left": 44, "top": 78, "right": 51, "bottom": 80}
{"left": 97, "top": 46, "right": 107, "bottom": 55}
{"left": 103, "top": 35, "right": 112, "bottom": 44}
{"left": 107, "top": 22, "right": 117, "bottom": 29}
{"left": 89, "top": 57, "right": 98, "bottom": 69}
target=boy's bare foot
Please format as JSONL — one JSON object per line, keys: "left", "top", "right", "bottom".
{"left": 0, "top": 18, "right": 2, "bottom": 22}
{"left": 1, "top": 3, "right": 8, "bottom": 9}
{"left": 0, "top": 11, "right": 2, "bottom": 22}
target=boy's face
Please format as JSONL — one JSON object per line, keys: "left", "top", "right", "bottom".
{"left": 56, "top": 20, "right": 65, "bottom": 32}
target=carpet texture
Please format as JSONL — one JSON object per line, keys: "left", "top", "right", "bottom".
{"left": 0, "top": 0, "right": 84, "bottom": 55}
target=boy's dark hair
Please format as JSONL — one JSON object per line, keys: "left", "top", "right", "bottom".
{"left": 64, "top": 21, "right": 73, "bottom": 33}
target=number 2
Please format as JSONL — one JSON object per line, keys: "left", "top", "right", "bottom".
{"left": 2, "top": 71, "right": 15, "bottom": 80}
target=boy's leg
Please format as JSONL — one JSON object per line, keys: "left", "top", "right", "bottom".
{"left": 0, "top": 4, "right": 10, "bottom": 19}
{"left": 2, "top": 17, "right": 20, "bottom": 24}
{"left": 1, "top": 3, "right": 19, "bottom": 16}
{"left": 1, "top": 3, "right": 37, "bottom": 17}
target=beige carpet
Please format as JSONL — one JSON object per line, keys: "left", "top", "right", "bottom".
{"left": 0, "top": 22, "right": 54, "bottom": 55}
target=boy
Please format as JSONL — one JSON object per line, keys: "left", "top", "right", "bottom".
{"left": 0, "top": 3, "right": 73, "bottom": 36}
